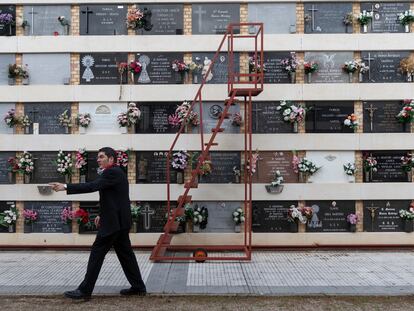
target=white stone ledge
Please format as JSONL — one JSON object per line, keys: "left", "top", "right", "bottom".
{"left": 0, "top": 83, "right": 413, "bottom": 102}
{"left": 0, "top": 183, "right": 413, "bottom": 201}
{"left": 1, "top": 34, "right": 413, "bottom": 53}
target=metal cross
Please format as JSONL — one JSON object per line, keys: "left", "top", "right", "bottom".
{"left": 141, "top": 203, "right": 155, "bottom": 230}
{"left": 366, "top": 204, "right": 379, "bottom": 232}
{"left": 362, "top": 53, "right": 375, "bottom": 81}
{"left": 308, "top": 5, "right": 319, "bottom": 32}
{"left": 194, "top": 6, "right": 206, "bottom": 33}
{"left": 81, "top": 6, "right": 94, "bottom": 34}
{"left": 364, "top": 103, "right": 378, "bottom": 132}
{"left": 28, "top": 7, "right": 38, "bottom": 35}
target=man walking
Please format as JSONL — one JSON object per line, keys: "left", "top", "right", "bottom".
{"left": 50, "top": 147, "right": 147, "bottom": 299}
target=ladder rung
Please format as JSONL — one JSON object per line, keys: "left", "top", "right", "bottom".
{"left": 205, "top": 142, "right": 218, "bottom": 146}
{"left": 224, "top": 98, "right": 238, "bottom": 105}
{"left": 211, "top": 128, "right": 225, "bottom": 133}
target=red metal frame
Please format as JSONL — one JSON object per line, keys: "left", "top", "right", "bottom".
{"left": 150, "top": 23, "right": 264, "bottom": 262}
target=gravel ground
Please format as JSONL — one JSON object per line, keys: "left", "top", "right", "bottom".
{"left": 1, "top": 296, "right": 414, "bottom": 311}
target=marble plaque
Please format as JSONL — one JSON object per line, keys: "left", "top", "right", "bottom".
{"left": 192, "top": 52, "right": 240, "bottom": 84}
{"left": 80, "top": 4, "right": 127, "bottom": 35}
{"left": 365, "top": 151, "right": 410, "bottom": 183}
{"left": 22, "top": 54, "right": 71, "bottom": 85}
{"left": 306, "top": 151, "right": 355, "bottom": 183}
{"left": 252, "top": 201, "right": 298, "bottom": 232}
{"left": 79, "top": 102, "right": 127, "bottom": 134}
{"left": 248, "top": 3, "right": 296, "bottom": 34}
{"left": 80, "top": 53, "right": 128, "bottom": 85}
{"left": 363, "top": 200, "right": 409, "bottom": 232}
{"left": 86, "top": 152, "right": 98, "bottom": 182}
{"left": 306, "top": 101, "right": 354, "bottom": 133}
{"left": 137, "top": 4, "right": 183, "bottom": 35}
{"left": 0, "top": 152, "right": 15, "bottom": 184}
{"left": 361, "top": 2, "right": 409, "bottom": 33}
{"left": 23, "top": 5, "right": 71, "bottom": 36}
{"left": 0, "top": 54, "right": 15, "bottom": 85}
{"left": 31, "top": 151, "right": 65, "bottom": 184}
{"left": 0, "top": 103, "right": 15, "bottom": 134}
{"left": 304, "top": 52, "right": 353, "bottom": 83}
{"left": 304, "top": 3, "right": 353, "bottom": 34}
{"left": 252, "top": 102, "right": 293, "bottom": 133}
{"left": 363, "top": 101, "right": 408, "bottom": 133}
{"left": 24, "top": 201, "right": 72, "bottom": 233}
{"left": 252, "top": 151, "right": 297, "bottom": 184}
{"left": 192, "top": 3, "right": 240, "bottom": 35}
{"left": 361, "top": 51, "right": 409, "bottom": 83}
{"left": 0, "top": 5, "right": 16, "bottom": 36}
{"left": 24, "top": 102, "right": 71, "bottom": 134}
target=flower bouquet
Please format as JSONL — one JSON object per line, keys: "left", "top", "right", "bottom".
{"left": 343, "top": 162, "right": 356, "bottom": 182}
{"left": 117, "top": 103, "right": 141, "bottom": 131}
{"left": 117, "top": 62, "right": 128, "bottom": 99}
{"left": 0, "top": 205, "right": 18, "bottom": 232}
{"left": 116, "top": 150, "right": 129, "bottom": 172}
{"left": 401, "top": 153, "right": 413, "bottom": 173}
{"left": 192, "top": 205, "right": 208, "bottom": 232}
{"left": 398, "top": 10, "right": 414, "bottom": 32}
{"left": 0, "top": 13, "right": 15, "bottom": 36}
{"left": 17, "top": 151, "right": 34, "bottom": 183}
{"left": 232, "top": 207, "right": 245, "bottom": 232}
{"left": 128, "top": 60, "right": 142, "bottom": 82}
{"left": 399, "top": 57, "right": 414, "bottom": 82}
{"left": 277, "top": 101, "right": 308, "bottom": 132}
{"left": 126, "top": 7, "right": 152, "bottom": 31}
{"left": 249, "top": 55, "right": 266, "bottom": 74}
{"left": 357, "top": 61, "right": 370, "bottom": 82}
{"left": 231, "top": 112, "right": 243, "bottom": 126}
{"left": 363, "top": 154, "right": 377, "bottom": 182}
{"left": 8, "top": 64, "right": 28, "bottom": 85}
{"left": 4, "top": 108, "right": 18, "bottom": 128}
{"left": 265, "top": 170, "right": 284, "bottom": 194}
{"left": 57, "top": 15, "right": 70, "bottom": 35}
{"left": 168, "top": 101, "right": 199, "bottom": 130}
{"left": 396, "top": 100, "right": 414, "bottom": 123}
{"left": 287, "top": 205, "right": 306, "bottom": 232}
{"left": 342, "top": 60, "right": 359, "bottom": 82}
{"left": 246, "top": 150, "right": 260, "bottom": 176}
{"left": 73, "top": 208, "right": 91, "bottom": 229}
{"left": 343, "top": 12, "right": 354, "bottom": 32}
{"left": 131, "top": 203, "right": 141, "bottom": 232}
{"left": 292, "top": 155, "right": 320, "bottom": 182}
{"left": 77, "top": 113, "right": 91, "bottom": 133}
{"left": 7, "top": 157, "right": 19, "bottom": 183}
{"left": 346, "top": 213, "right": 358, "bottom": 232}
{"left": 304, "top": 61, "right": 318, "bottom": 83}
{"left": 23, "top": 209, "right": 38, "bottom": 226}
{"left": 75, "top": 148, "right": 88, "bottom": 182}
{"left": 280, "top": 52, "right": 298, "bottom": 83}
{"left": 61, "top": 206, "right": 73, "bottom": 225}
{"left": 58, "top": 110, "right": 72, "bottom": 133}
{"left": 357, "top": 10, "right": 373, "bottom": 32}
{"left": 171, "top": 150, "right": 189, "bottom": 184}
{"left": 399, "top": 202, "right": 414, "bottom": 232}
{"left": 19, "top": 115, "right": 32, "bottom": 134}
{"left": 56, "top": 150, "right": 73, "bottom": 183}
{"left": 343, "top": 113, "right": 358, "bottom": 131}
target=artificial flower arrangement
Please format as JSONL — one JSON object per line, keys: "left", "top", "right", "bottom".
{"left": 398, "top": 10, "right": 414, "bottom": 31}
{"left": 288, "top": 205, "right": 311, "bottom": 224}
{"left": 168, "top": 101, "right": 199, "bottom": 128}
{"left": 116, "top": 150, "right": 129, "bottom": 168}
{"left": 199, "top": 159, "right": 212, "bottom": 176}
{"left": 280, "top": 52, "right": 298, "bottom": 74}
{"left": 343, "top": 162, "right": 357, "bottom": 176}
{"left": 61, "top": 206, "right": 73, "bottom": 225}
{"left": 131, "top": 203, "right": 141, "bottom": 223}
{"left": 304, "top": 61, "right": 318, "bottom": 74}
{"left": 58, "top": 110, "right": 72, "bottom": 130}
{"left": 77, "top": 113, "right": 91, "bottom": 128}
{"left": 399, "top": 202, "right": 414, "bottom": 232}
{"left": 343, "top": 113, "right": 358, "bottom": 130}
{"left": 0, "top": 13, "right": 15, "bottom": 26}
{"left": 73, "top": 208, "right": 90, "bottom": 226}
{"left": 171, "top": 150, "right": 190, "bottom": 171}
{"left": 17, "top": 151, "right": 34, "bottom": 176}
{"left": 184, "top": 203, "right": 208, "bottom": 231}
{"left": 19, "top": 115, "right": 31, "bottom": 129}
{"left": 8, "top": 64, "right": 29, "bottom": 80}
{"left": 0, "top": 204, "right": 18, "bottom": 231}
{"left": 246, "top": 150, "right": 260, "bottom": 175}
{"left": 342, "top": 60, "right": 359, "bottom": 73}
{"left": 231, "top": 112, "right": 243, "bottom": 126}
{"left": 117, "top": 102, "right": 141, "bottom": 128}
{"left": 186, "top": 61, "right": 202, "bottom": 72}
{"left": 343, "top": 12, "right": 354, "bottom": 27}
{"left": 23, "top": 209, "right": 38, "bottom": 225}
{"left": 171, "top": 59, "right": 189, "bottom": 72}
{"left": 356, "top": 10, "right": 373, "bottom": 26}
{"left": 232, "top": 208, "right": 245, "bottom": 225}
{"left": 292, "top": 155, "right": 320, "bottom": 180}
{"left": 363, "top": 154, "right": 378, "bottom": 173}
{"left": 129, "top": 60, "right": 142, "bottom": 75}
{"left": 346, "top": 213, "right": 358, "bottom": 232}
{"left": 7, "top": 156, "right": 19, "bottom": 175}
{"left": 401, "top": 153, "right": 413, "bottom": 173}
{"left": 58, "top": 15, "right": 70, "bottom": 27}
{"left": 277, "top": 100, "right": 308, "bottom": 127}
{"left": 56, "top": 150, "right": 73, "bottom": 180}
{"left": 126, "top": 6, "right": 152, "bottom": 31}
{"left": 4, "top": 108, "right": 18, "bottom": 128}
{"left": 396, "top": 99, "right": 414, "bottom": 123}
{"left": 75, "top": 148, "right": 88, "bottom": 177}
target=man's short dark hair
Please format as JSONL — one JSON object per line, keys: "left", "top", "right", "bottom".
{"left": 98, "top": 147, "right": 117, "bottom": 160}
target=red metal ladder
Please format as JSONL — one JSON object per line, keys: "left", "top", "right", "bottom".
{"left": 150, "top": 23, "right": 264, "bottom": 262}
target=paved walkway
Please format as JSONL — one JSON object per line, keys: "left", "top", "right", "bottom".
{"left": 1, "top": 250, "right": 414, "bottom": 296}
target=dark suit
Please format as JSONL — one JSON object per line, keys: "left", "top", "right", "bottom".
{"left": 67, "top": 166, "right": 146, "bottom": 295}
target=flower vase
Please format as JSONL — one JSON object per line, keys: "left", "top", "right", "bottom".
{"left": 407, "top": 73, "right": 412, "bottom": 82}
{"left": 363, "top": 24, "right": 368, "bottom": 33}
{"left": 185, "top": 221, "right": 193, "bottom": 233}
{"left": 298, "top": 172, "right": 306, "bottom": 183}
{"left": 289, "top": 221, "right": 298, "bottom": 233}
{"left": 25, "top": 126, "right": 30, "bottom": 134}
{"left": 129, "top": 72, "right": 134, "bottom": 84}
{"left": 183, "top": 71, "right": 190, "bottom": 84}
{"left": 359, "top": 72, "right": 363, "bottom": 82}
{"left": 234, "top": 224, "right": 241, "bottom": 233}
{"left": 404, "top": 219, "right": 413, "bottom": 233}
{"left": 133, "top": 222, "right": 138, "bottom": 233}
{"left": 8, "top": 225, "right": 13, "bottom": 233}
{"left": 176, "top": 171, "right": 184, "bottom": 184}
{"left": 293, "top": 122, "right": 298, "bottom": 133}
{"left": 364, "top": 170, "right": 371, "bottom": 182}
{"left": 193, "top": 224, "right": 200, "bottom": 233}
{"left": 24, "top": 174, "right": 31, "bottom": 184}
{"left": 120, "top": 126, "right": 128, "bottom": 134}
{"left": 65, "top": 175, "right": 71, "bottom": 184}
{"left": 8, "top": 24, "right": 12, "bottom": 36}
{"left": 79, "top": 126, "right": 86, "bottom": 134}
{"left": 307, "top": 72, "right": 312, "bottom": 83}
{"left": 64, "top": 126, "right": 69, "bottom": 134}
{"left": 8, "top": 172, "right": 14, "bottom": 183}
{"left": 265, "top": 184, "right": 284, "bottom": 194}
{"left": 8, "top": 78, "right": 15, "bottom": 86}
{"left": 347, "top": 174, "right": 355, "bottom": 183}
{"left": 22, "top": 77, "right": 30, "bottom": 85}
{"left": 234, "top": 174, "right": 240, "bottom": 184}
{"left": 80, "top": 175, "right": 86, "bottom": 183}
{"left": 348, "top": 72, "right": 353, "bottom": 83}
{"left": 405, "top": 24, "right": 410, "bottom": 33}
{"left": 349, "top": 223, "right": 357, "bottom": 232}
{"left": 290, "top": 72, "right": 296, "bottom": 84}
{"left": 407, "top": 171, "right": 412, "bottom": 182}
{"left": 193, "top": 73, "right": 198, "bottom": 84}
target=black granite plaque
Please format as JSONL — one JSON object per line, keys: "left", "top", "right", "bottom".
{"left": 86, "top": 152, "right": 98, "bottom": 182}
{"left": 24, "top": 201, "right": 72, "bottom": 233}
{"left": 304, "top": 3, "right": 353, "bottom": 34}
{"left": 24, "top": 103, "right": 71, "bottom": 135}
{"left": 363, "top": 101, "right": 408, "bottom": 133}
{"left": 136, "top": 201, "right": 170, "bottom": 233}
{"left": 361, "top": 2, "right": 408, "bottom": 33}
{"left": 197, "top": 151, "right": 241, "bottom": 184}
{"left": 134, "top": 52, "right": 185, "bottom": 84}
{"left": 306, "top": 101, "right": 354, "bottom": 133}
{"left": 192, "top": 3, "right": 240, "bottom": 35}
{"left": 306, "top": 200, "right": 355, "bottom": 232}
{"left": 80, "top": 53, "right": 128, "bottom": 85}
{"left": 363, "top": 200, "right": 409, "bottom": 232}
{"left": 192, "top": 52, "right": 240, "bottom": 84}
{"left": 0, "top": 152, "right": 15, "bottom": 184}
{"left": 31, "top": 151, "right": 64, "bottom": 184}
{"left": 366, "top": 151, "right": 409, "bottom": 183}
{"left": 0, "top": 5, "right": 16, "bottom": 36}
{"left": 80, "top": 4, "right": 127, "bottom": 35}
{"left": 252, "top": 102, "right": 293, "bottom": 133}
{"left": 252, "top": 201, "right": 297, "bottom": 232}
{"left": 79, "top": 201, "right": 100, "bottom": 234}
{"left": 361, "top": 51, "right": 409, "bottom": 83}
{"left": 136, "top": 102, "right": 178, "bottom": 133}
{"left": 250, "top": 52, "right": 290, "bottom": 83}
{"left": 0, "top": 201, "right": 15, "bottom": 233}
{"left": 136, "top": 151, "right": 176, "bottom": 184}
{"left": 137, "top": 4, "right": 183, "bottom": 35}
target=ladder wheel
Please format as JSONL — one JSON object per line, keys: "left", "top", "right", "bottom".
{"left": 193, "top": 248, "right": 207, "bottom": 263}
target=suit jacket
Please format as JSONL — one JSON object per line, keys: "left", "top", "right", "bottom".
{"left": 67, "top": 166, "right": 132, "bottom": 237}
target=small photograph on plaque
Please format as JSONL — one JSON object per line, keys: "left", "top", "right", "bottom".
{"left": 248, "top": 3, "right": 296, "bottom": 34}
{"left": 79, "top": 201, "right": 100, "bottom": 234}
{"left": 363, "top": 200, "right": 410, "bottom": 232}
{"left": 252, "top": 151, "right": 297, "bottom": 184}
{"left": 252, "top": 201, "right": 298, "bottom": 232}
{"left": 252, "top": 102, "right": 294, "bottom": 133}
{"left": 192, "top": 3, "right": 240, "bottom": 35}
{"left": 361, "top": 2, "right": 409, "bottom": 33}
{"left": 363, "top": 101, "right": 409, "bottom": 133}
{"left": 0, "top": 54, "right": 15, "bottom": 85}
{"left": 136, "top": 102, "right": 182, "bottom": 134}
{"left": 304, "top": 3, "right": 353, "bottom": 34}
{"left": 191, "top": 102, "right": 240, "bottom": 134}
{"left": 24, "top": 102, "right": 71, "bottom": 134}
{"left": 80, "top": 53, "right": 128, "bottom": 85}
{"left": 0, "top": 152, "right": 16, "bottom": 184}
{"left": 364, "top": 151, "right": 410, "bottom": 183}
{"left": 137, "top": 4, "right": 183, "bottom": 35}
{"left": 24, "top": 201, "right": 72, "bottom": 233}
{"left": 0, "top": 5, "right": 16, "bottom": 36}
{"left": 23, "top": 5, "right": 71, "bottom": 36}
{"left": 80, "top": 4, "right": 127, "bottom": 35}
{"left": 0, "top": 201, "right": 16, "bottom": 233}
{"left": 306, "top": 101, "right": 354, "bottom": 133}
{"left": 136, "top": 151, "right": 176, "bottom": 184}
{"left": 196, "top": 151, "right": 241, "bottom": 184}
{"left": 304, "top": 52, "right": 353, "bottom": 83}
{"left": 136, "top": 201, "right": 170, "bottom": 233}
{"left": 22, "top": 54, "right": 71, "bottom": 85}
{"left": 192, "top": 52, "right": 240, "bottom": 84}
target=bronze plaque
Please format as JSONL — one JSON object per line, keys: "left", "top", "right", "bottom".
{"left": 252, "top": 151, "right": 297, "bottom": 183}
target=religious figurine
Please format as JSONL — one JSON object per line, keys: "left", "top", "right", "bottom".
{"left": 201, "top": 57, "right": 213, "bottom": 82}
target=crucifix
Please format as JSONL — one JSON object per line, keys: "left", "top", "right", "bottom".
{"left": 28, "top": 7, "right": 38, "bottom": 35}
{"left": 362, "top": 53, "right": 375, "bottom": 81}
{"left": 141, "top": 203, "right": 155, "bottom": 230}
{"left": 307, "top": 5, "right": 319, "bottom": 32}
{"left": 81, "top": 6, "right": 94, "bottom": 34}
{"left": 194, "top": 6, "right": 206, "bottom": 33}
{"left": 366, "top": 204, "right": 379, "bottom": 232}
{"left": 364, "top": 103, "right": 378, "bottom": 132}
{"left": 27, "top": 106, "right": 39, "bottom": 135}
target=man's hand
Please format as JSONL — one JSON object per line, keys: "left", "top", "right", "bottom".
{"left": 49, "top": 182, "right": 65, "bottom": 192}
{"left": 94, "top": 216, "right": 100, "bottom": 228}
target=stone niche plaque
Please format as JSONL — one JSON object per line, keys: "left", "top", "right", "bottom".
{"left": 248, "top": 3, "right": 296, "bottom": 34}
{"left": 305, "top": 52, "right": 353, "bottom": 83}
{"left": 79, "top": 102, "right": 127, "bottom": 134}
{"left": 0, "top": 152, "right": 16, "bottom": 184}
{"left": 361, "top": 2, "right": 409, "bottom": 33}
{"left": 79, "top": 201, "right": 100, "bottom": 234}
{"left": 192, "top": 52, "right": 240, "bottom": 84}
{"left": 135, "top": 102, "right": 178, "bottom": 134}
{"left": 306, "top": 151, "right": 355, "bottom": 183}
{"left": 306, "top": 200, "right": 356, "bottom": 232}
{"left": 197, "top": 151, "right": 241, "bottom": 184}
{"left": 250, "top": 52, "right": 290, "bottom": 83}
{"left": 86, "top": 152, "right": 98, "bottom": 182}
{"left": 190, "top": 201, "right": 240, "bottom": 232}
{"left": 365, "top": 151, "right": 410, "bottom": 183}
{"left": 252, "top": 102, "right": 293, "bottom": 133}
{"left": 31, "top": 151, "right": 65, "bottom": 184}
{"left": 134, "top": 52, "right": 185, "bottom": 84}
{"left": 0, "top": 54, "right": 15, "bottom": 85}
{"left": 24, "top": 201, "right": 72, "bottom": 233}
{"left": 0, "top": 103, "right": 15, "bottom": 134}
{"left": 137, "top": 4, "right": 183, "bottom": 35}
{"left": 136, "top": 201, "right": 171, "bottom": 233}
{"left": 191, "top": 102, "right": 240, "bottom": 134}
{"left": 80, "top": 53, "right": 128, "bottom": 85}
{"left": 80, "top": 4, "right": 127, "bottom": 35}
{"left": 252, "top": 151, "right": 297, "bottom": 184}
{"left": 306, "top": 101, "right": 354, "bottom": 133}
{"left": 304, "top": 3, "right": 353, "bottom": 34}
{"left": 0, "top": 5, "right": 16, "bottom": 36}
{"left": 24, "top": 102, "right": 71, "bottom": 134}
{"left": 136, "top": 151, "right": 176, "bottom": 184}
{"left": 192, "top": 3, "right": 240, "bottom": 35}
{"left": 23, "top": 5, "right": 71, "bottom": 36}
{"left": 363, "top": 101, "right": 408, "bottom": 133}
{"left": 363, "top": 200, "right": 409, "bottom": 232}
{"left": 361, "top": 51, "right": 409, "bottom": 83}
{"left": 22, "top": 54, "right": 71, "bottom": 85}
{"left": 0, "top": 201, "right": 15, "bottom": 233}
{"left": 252, "top": 201, "right": 297, "bottom": 232}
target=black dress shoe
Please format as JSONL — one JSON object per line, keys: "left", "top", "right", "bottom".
{"left": 120, "top": 287, "right": 147, "bottom": 296}
{"left": 64, "top": 289, "right": 91, "bottom": 300}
